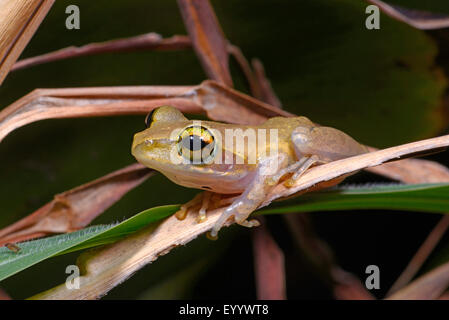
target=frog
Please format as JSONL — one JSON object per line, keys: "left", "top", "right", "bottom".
{"left": 131, "top": 106, "right": 369, "bottom": 238}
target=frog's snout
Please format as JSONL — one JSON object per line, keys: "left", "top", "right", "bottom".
{"left": 131, "top": 131, "right": 150, "bottom": 157}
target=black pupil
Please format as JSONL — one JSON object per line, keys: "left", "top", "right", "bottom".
{"left": 145, "top": 109, "right": 157, "bottom": 128}
{"left": 182, "top": 135, "right": 208, "bottom": 151}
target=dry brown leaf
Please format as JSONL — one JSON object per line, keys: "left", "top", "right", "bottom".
{"left": 194, "top": 80, "right": 293, "bottom": 123}
{"left": 0, "top": 288, "right": 11, "bottom": 300}
{"left": 252, "top": 217, "right": 286, "bottom": 300}
{"left": 369, "top": 0, "right": 449, "bottom": 30}
{"left": 227, "top": 44, "right": 264, "bottom": 99}
{"left": 0, "top": 85, "right": 199, "bottom": 143}
{"left": 0, "top": 80, "right": 292, "bottom": 143}
{"left": 178, "top": 0, "right": 232, "bottom": 86}
{"left": 387, "top": 216, "right": 449, "bottom": 296}
{"left": 366, "top": 155, "right": 449, "bottom": 184}
{"left": 12, "top": 33, "right": 191, "bottom": 71}
{"left": 251, "top": 58, "right": 282, "bottom": 109}
{"left": 331, "top": 267, "right": 375, "bottom": 300}
{"left": 387, "top": 260, "right": 449, "bottom": 299}
{"left": 0, "top": 163, "right": 153, "bottom": 245}
{"left": 0, "top": 0, "right": 54, "bottom": 84}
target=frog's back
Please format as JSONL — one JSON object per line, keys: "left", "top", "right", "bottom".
{"left": 260, "top": 116, "right": 314, "bottom": 140}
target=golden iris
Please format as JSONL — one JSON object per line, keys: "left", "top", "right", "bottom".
{"left": 177, "top": 126, "right": 216, "bottom": 163}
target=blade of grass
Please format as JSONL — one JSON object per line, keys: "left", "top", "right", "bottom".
{"left": 258, "top": 183, "right": 449, "bottom": 215}
{"left": 0, "top": 205, "right": 178, "bottom": 282}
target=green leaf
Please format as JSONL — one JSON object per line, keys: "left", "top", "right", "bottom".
{"left": 257, "top": 183, "right": 449, "bottom": 215}
{"left": 0, "top": 205, "right": 178, "bottom": 282}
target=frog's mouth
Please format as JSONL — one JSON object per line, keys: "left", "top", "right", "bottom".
{"left": 133, "top": 140, "right": 251, "bottom": 176}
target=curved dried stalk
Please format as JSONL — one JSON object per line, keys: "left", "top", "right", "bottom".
{"left": 178, "top": 0, "right": 232, "bottom": 86}
{"left": 11, "top": 33, "right": 191, "bottom": 71}
{"left": 0, "top": 80, "right": 291, "bottom": 143}
{"left": 387, "top": 216, "right": 449, "bottom": 296}
{"left": 369, "top": 0, "right": 449, "bottom": 30}
{"left": 0, "top": 0, "right": 54, "bottom": 84}
{"left": 0, "top": 164, "right": 153, "bottom": 245}
{"left": 387, "top": 260, "right": 449, "bottom": 300}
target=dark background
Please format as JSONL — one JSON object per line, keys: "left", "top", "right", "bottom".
{"left": 1, "top": 0, "right": 449, "bottom": 299}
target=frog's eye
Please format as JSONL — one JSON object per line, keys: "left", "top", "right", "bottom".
{"left": 144, "top": 109, "right": 157, "bottom": 128}
{"left": 177, "top": 126, "right": 216, "bottom": 164}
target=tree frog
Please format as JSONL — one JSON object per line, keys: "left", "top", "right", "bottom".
{"left": 131, "top": 106, "right": 368, "bottom": 238}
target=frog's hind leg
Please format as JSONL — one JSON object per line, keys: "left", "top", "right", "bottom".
{"left": 284, "top": 123, "right": 369, "bottom": 187}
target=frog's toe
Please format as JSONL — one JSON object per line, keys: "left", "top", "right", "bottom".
{"left": 209, "top": 208, "right": 235, "bottom": 238}
{"left": 236, "top": 218, "right": 260, "bottom": 228}
{"left": 234, "top": 211, "right": 260, "bottom": 228}
{"left": 266, "top": 177, "right": 278, "bottom": 186}
{"left": 206, "top": 231, "right": 218, "bottom": 241}
{"left": 283, "top": 178, "right": 296, "bottom": 188}
{"left": 283, "top": 155, "right": 321, "bottom": 188}
{"left": 175, "top": 193, "right": 203, "bottom": 221}
{"left": 175, "top": 207, "right": 188, "bottom": 220}
{"left": 196, "top": 191, "right": 213, "bottom": 223}
{"left": 197, "top": 208, "right": 207, "bottom": 223}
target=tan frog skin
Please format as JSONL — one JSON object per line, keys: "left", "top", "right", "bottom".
{"left": 132, "top": 106, "right": 368, "bottom": 237}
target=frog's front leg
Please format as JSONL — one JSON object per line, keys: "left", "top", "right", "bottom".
{"left": 175, "top": 192, "right": 239, "bottom": 223}
{"left": 209, "top": 155, "right": 288, "bottom": 238}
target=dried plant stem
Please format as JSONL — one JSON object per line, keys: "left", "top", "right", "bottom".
{"left": 368, "top": 0, "right": 449, "bottom": 30}
{"left": 387, "top": 260, "right": 449, "bottom": 300}
{"left": 12, "top": 33, "right": 191, "bottom": 71}
{"left": 252, "top": 217, "right": 286, "bottom": 300}
{"left": 387, "top": 216, "right": 449, "bottom": 296}
{"left": 0, "top": 0, "right": 54, "bottom": 84}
